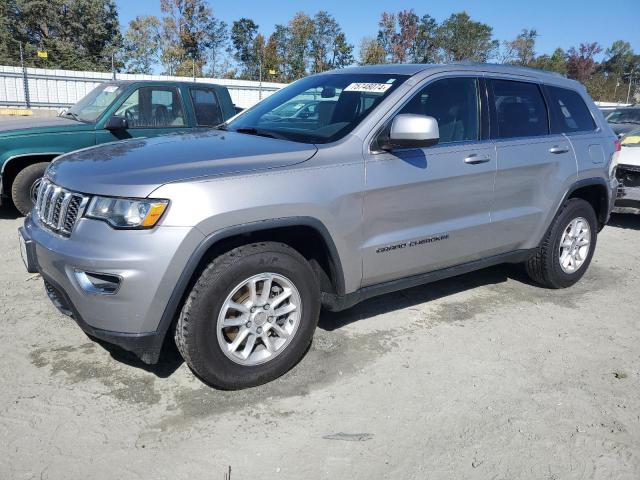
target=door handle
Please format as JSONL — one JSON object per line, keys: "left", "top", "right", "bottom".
{"left": 549, "top": 145, "right": 570, "bottom": 154}
{"left": 464, "top": 154, "right": 491, "bottom": 165}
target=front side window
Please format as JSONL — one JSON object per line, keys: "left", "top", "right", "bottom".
{"left": 225, "top": 73, "right": 409, "bottom": 144}
{"left": 190, "top": 88, "right": 222, "bottom": 126}
{"left": 114, "top": 87, "right": 185, "bottom": 128}
{"left": 492, "top": 80, "right": 548, "bottom": 138}
{"left": 546, "top": 86, "right": 596, "bottom": 133}
{"left": 398, "top": 77, "right": 480, "bottom": 144}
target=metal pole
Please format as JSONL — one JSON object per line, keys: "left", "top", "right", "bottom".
{"left": 258, "top": 55, "right": 263, "bottom": 100}
{"left": 112, "top": 53, "right": 116, "bottom": 80}
{"left": 626, "top": 72, "right": 634, "bottom": 104}
{"left": 192, "top": 59, "right": 196, "bottom": 82}
{"left": 19, "top": 42, "right": 31, "bottom": 109}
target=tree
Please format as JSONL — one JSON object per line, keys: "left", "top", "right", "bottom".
{"left": 9, "top": 0, "right": 122, "bottom": 71}
{"left": 602, "top": 40, "right": 634, "bottom": 78}
{"left": 264, "top": 24, "right": 289, "bottom": 81}
{"left": 359, "top": 37, "right": 386, "bottom": 65}
{"left": 531, "top": 48, "right": 567, "bottom": 75}
{"left": 0, "top": 0, "right": 18, "bottom": 65}
{"left": 310, "top": 11, "right": 353, "bottom": 73}
{"left": 288, "top": 12, "right": 314, "bottom": 79}
{"left": 414, "top": 14, "right": 440, "bottom": 63}
{"left": 205, "top": 17, "right": 228, "bottom": 77}
{"left": 500, "top": 29, "right": 537, "bottom": 66}
{"left": 123, "top": 16, "right": 161, "bottom": 74}
{"left": 230, "top": 18, "right": 259, "bottom": 79}
{"left": 566, "top": 42, "right": 602, "bottom": 83}
{"left": 160, "top": 0, "right": 212, "bottom": 76}
{"left": 438, "top": 12, "right": 498, "bottom": 63}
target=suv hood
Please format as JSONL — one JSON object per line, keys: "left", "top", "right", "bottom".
{"left": 47, "top": 130, "right": 318, "bottom": 198}
{"left": 0, "top": 116, "right": 93, "bottom": 137}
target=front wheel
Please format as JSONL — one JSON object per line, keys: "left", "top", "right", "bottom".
{"left": 525, "top": 198, "right": 598, "bottom": 288}
{"left": 175, "top": 242, "right": 320, "bottom": 389}
{"left": 11, "top": 162, "right": 49, "bottom": 215}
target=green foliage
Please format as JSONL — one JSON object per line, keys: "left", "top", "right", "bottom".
{"left": 6, "top": 0, "right": 122, "bottom": 71}
{"left": 123, "top": 16, "right": 161, "bottom": 74}
{"left": 438, "top": 12, "right": 498, "bottom": 63}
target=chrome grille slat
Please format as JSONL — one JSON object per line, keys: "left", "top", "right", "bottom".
{"left": 35, "top": 179, "right": 87, "bottom": 237}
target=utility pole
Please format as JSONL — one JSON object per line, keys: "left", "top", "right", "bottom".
{"left": 19, "top": 42, "right": 31, "bottom": 109}
{"left": 111, "top": 53, "right": 116, "bottom": 80}
{"left": 258, "top": 54, "right": 263, "bottom": 100}
{"left": 625, "top": 71, "right": 636, "bottom": 104}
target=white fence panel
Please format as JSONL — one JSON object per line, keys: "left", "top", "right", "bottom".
{"left": 0, "top": 65, "right": 286, "bottom": 109}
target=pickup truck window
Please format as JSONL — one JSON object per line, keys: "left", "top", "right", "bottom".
{"left": 190, "top": 88, "right": 223, "bottom": 126}
{"left": 226, "top": 73, "right": 409, "bottom": 144}
{"left": 114, "top": 86, "right": 186, "bottom": 128}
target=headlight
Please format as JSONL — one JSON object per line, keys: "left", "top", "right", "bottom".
{"left": 85, "top": 196, "right": 169, "bottom": 229}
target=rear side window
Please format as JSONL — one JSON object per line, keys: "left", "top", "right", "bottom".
{"left": 546, "top": 86, "right": 596, "bottom": 133}
{"left": 491, "top": 80, "right": 548, "bottom": 138}
{"left": 190, "top": 88, "right": 223, "bottom": 126}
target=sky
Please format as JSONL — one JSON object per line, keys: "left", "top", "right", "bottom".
{"left": 115, "top": 0, "right": 639, "bottom": 60}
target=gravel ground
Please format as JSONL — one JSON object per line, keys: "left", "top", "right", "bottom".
{"left": 1, "top": 206, "right": 639, "bottom": 480}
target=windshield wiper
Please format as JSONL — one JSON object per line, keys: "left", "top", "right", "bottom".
{"left": 233, "top": 127, "right": 288, "bottom": 140}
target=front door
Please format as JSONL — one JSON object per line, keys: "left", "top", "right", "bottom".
{"left": 96, "top": 85, "right": 191, "bottom": 143}
{"left": 362, "top": 76, "right": 497, "bottom": 287}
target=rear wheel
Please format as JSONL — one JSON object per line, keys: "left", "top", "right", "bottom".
{"left": 11, "top": 162, "right": 49, "bottom": 215}
{"left": 525, "top": 198, "right": 598, "bottom": 288}
{"left": 175, "top": 242, "right": 320, "bottom": 389}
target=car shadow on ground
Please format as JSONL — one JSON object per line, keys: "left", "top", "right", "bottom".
{"left": 608, "top": 212, "right": 640, "bottom": 230}
{"left": 318, "top": 263, "right": 530, "bottom": 331}
{"left": 0, "top": 204, "right": 21, "bottom": 220}
{"left": 92, "top": 334, "right": 185, "bottom": 378}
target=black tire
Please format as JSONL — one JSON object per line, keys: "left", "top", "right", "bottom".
{"left": 175, "top": 242, "right": 320, "bottom": 389}
{"left": 11, "top": 162, "right": 49, "bottom": 215}
{"left": 525, "top": 198, "right": 598, "bottom": 289}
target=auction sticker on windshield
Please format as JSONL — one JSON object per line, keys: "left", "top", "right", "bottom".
{"left": 344, "top": 83, "right": 393, "bottom": 93}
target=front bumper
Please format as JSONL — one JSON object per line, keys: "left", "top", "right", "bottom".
{"left": 21, "top": 213, "right": 204, "bottom": 363}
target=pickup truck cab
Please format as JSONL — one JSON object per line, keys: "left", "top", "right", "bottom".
{"left": 1, "top": 80, "right": 236, "bottom": 214}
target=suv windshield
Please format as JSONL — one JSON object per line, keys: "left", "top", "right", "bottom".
{"left": 225, "top": 73, "right": 409, "bottom": 143}
{"left": 64, "top": 83, "right": 124, "bottom": 123}
{"left": 606, "top": 108, "right": 640, "bottom": 125}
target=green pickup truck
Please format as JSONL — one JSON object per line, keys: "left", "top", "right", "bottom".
{"left": 0, "top": 80, "right": 237, "bottom": 215}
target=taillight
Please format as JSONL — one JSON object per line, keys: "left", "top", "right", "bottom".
{"left": 615, "top": 140, "right": 622, "bottom": 152}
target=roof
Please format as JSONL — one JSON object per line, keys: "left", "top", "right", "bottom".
{"left": 326, "top": 62, "right": 570, "bottom": 82}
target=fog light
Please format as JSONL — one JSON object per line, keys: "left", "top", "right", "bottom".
{"left": 73, "top": 270, "right": 122, "bottom": 295}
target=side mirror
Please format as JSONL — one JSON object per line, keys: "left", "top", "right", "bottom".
{"left": 105, "top": 115, "right": 129, "bottom": 131}
{"left": 382, "top": 114, "right": 439, "bottom": 150}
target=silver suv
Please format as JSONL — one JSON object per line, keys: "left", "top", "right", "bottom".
{"left": 19, "top": 64, "right": 619, "bottom": 389}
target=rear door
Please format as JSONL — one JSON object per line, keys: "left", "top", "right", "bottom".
{"left": 362, "top": 76, "right": 497, "bottom": 286}
{"left": 543, "top": 85, "right": 604, "bottom": 183}
{"left": 489, "top": 78, "right": 576, "bottom": 252}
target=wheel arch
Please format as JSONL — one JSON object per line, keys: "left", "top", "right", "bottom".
{"left": 155, "top": 217, "right": 346, "bottom": 340}
{"left": 564, "top": 178, "right": 611, "bottom": 230}
{"left": 1, "top": 153, "right": 60, "bottom": 196}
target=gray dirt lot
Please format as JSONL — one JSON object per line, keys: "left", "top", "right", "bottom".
{"left": 1, "top": 206, "right": 639, "bottom": 480}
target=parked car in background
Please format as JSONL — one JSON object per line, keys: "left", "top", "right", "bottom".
{"left": 615, "top": 128, "right": 640, "bottom": 211}
{"left": 604, "top": 106, "right": 640, "bottom": 137}
{"left": 0, "top": 80, "right": 236, "bottom": 215}
{"left": 20, "top": 64, "right": 618, "bottom": 389}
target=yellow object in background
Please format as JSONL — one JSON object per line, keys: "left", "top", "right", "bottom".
{"left": 37, "top": 51, "right": 48, "bottom": 59}
{"left": 621, "top": 134, "right": 640, "bottom": 146}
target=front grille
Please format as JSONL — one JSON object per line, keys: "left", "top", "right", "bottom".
{"left": 35, "top": 178, "right": 88, "bottom": 236}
